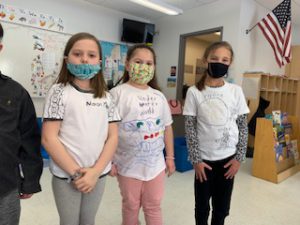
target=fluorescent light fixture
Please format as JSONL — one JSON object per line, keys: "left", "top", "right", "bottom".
{"left": 129, "top": 0, "right": 183, "bottom": 15}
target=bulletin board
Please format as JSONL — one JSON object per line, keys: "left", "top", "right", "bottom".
{"left": 100, "top": 40, "right": 128, "bottom": 87}
{"left": 0, "top": 21, "right": 129, "bottom": 97}
{"left": 0, "top": 21, "right": 71, "bottom": 97}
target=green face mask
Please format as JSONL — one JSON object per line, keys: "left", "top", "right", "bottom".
{"left": 129, "top": 63, "right": 154, "bottom": 85}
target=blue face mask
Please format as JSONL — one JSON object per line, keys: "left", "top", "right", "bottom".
{"left": 67, "top": 63, "right": 101, "bottom": 80}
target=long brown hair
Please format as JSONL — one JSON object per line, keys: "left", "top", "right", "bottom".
{"left": 56, "top": 32, "right": 107, "bottom": 98}
{"left": 196, "top": 41, "right": 234, "bottom": 91}
{"left": 121, "top": 44, "right": 160, "bottom": 90}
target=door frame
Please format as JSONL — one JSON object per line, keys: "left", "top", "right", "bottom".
{"left": 176, "top": 27, "right": 223, "bottom": 100}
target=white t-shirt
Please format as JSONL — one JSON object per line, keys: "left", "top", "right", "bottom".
{"left": 43, "top": 83, "right": 120, "bottom": 178}
{"left": 110, "top": 83, "right": 173, "bottom": 181}
{"left": 183, "top": 82, "right": 249, "bottom": 161}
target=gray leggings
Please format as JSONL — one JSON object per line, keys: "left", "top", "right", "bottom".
{"left": 0, "top": 189, "right": 20, "bottom": 225}
{"left": 52, "top": 176, "right": 106, "bottom": 225}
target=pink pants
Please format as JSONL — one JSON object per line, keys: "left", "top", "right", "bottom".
{"left": 117, "top": 170, "right": 165, "bottom": 225}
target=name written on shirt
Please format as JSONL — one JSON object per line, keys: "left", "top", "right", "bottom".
{"left": 86, "top": 101, "right": 108, "bottom": 108}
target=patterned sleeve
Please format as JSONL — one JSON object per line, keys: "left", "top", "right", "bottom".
{"left": 107, "top": 93, "right": 121, "bottom": 123}
{"left": 43, "top": 84, "right": 65, "bottom": 120}
{"left": 235, "top": 114, "right": 248, "bottom": 162}
{"left": 185, "top": 115, "right": 202, "bottom": 164}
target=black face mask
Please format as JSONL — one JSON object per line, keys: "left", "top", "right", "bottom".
{"left": 207, "top": 62, "right": 229, "bottom": 78}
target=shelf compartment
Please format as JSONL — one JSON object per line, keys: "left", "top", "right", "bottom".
{"left": 260, "top": 75, "right": 269, "bottom": 90}
{"left": 288, "top": 80, "right": 295, "bottom": 93}
{"left": 286, "top": 93, "right": 296, "bottom": 114}
{"left": 280, "top": 93, "right": 287, "bottom": 112}
{"left": 273, "top": 92, "right": 281, "bottom": 110}
{"left": 282, "top": 79, "right": 288, "bottom": 93}
{"left": 293, "top": 81, "right": 299, "bottom": 93}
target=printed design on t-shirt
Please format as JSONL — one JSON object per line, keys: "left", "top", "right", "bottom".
{"left": 44, "top": 84, "right": 64, "bottom": 119}
{"left": 118, "top": 117, "right": 164, "bottom": 171}
{"left": 215, "top": 127, "right": 231, "bottom": 149}
{"left": 200, "top": 93, "right": 237, "bottom": 150}
{"left": 199, "top": 96, "right": 229, "bottom": 126}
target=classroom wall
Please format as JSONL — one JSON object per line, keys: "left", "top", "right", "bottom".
{"left": 0, "top": 0, "right": 146, "bottom": 116}
{"left": 235, "top": 0, "right": 285, "bottom": 84}
{"left": 293, "top": 25, "right": 300, "bottom": 44}
{"left": 153, "top": 0, "right": 296, "bottom": 99}
{"left": 153, "top": 0, "right": 242, "bottom": 99}
{"left": 1, "top": 0, "right": 298, "bottom": 112}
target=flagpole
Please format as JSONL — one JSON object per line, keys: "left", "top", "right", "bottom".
{"left": 246, "top": 22, "right": 259, "bottom": 34}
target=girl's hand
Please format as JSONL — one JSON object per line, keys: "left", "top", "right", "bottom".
{"left": 194, "top": 162, "right": 212, "bottom": 183}
{"left": 73, "top": 167, "right": 99, "bottom": 193}
{"left": 224, "top": 159, "right": 240, "bottom": 179}
{"left": 165, "top": 158, "right": 175, "bottom": 177}
{"left": 109, "top": 164, "right": 118, "bottom": 177}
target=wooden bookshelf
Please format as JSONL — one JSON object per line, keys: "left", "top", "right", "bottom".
{"left": 252, "top": 116, "right": 300, "bottom": 183}
{"left": 242, "top": 73, "right": 300, "bottom": 149}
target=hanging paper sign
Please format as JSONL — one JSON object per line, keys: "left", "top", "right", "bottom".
{"left": 0, "top": 4, "right": 64, "bottom": 32}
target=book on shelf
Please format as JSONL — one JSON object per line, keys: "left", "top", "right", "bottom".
{"left": 274, "top": 142, "right": 284, "bottom": 162}
{"left": 272, "top": 110, "right": 282, "bottom": 126}
{"left": 291, "top": 140, "right": 299, "bottom": 162}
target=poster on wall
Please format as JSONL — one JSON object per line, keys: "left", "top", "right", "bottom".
{"left": 100, "top": 41, "right": 128, "bottom": 88}
{"left": 167, "top": 77, "right": 176, "bottom": 88}
{"left": 170, "top": 66, "right": 176, "bottom": 76}
{"left": 0, "top": 4, "right": 64, "bottom": 32}
{"left": 30, "top": 30, "right": 69, "bottom": 97}
{"left": 0, "top": 22, "right": 70, "bottom": 97}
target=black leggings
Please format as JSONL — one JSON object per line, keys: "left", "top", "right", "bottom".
{"left": 194, "top": 155, "right": 234, "bottom": 225}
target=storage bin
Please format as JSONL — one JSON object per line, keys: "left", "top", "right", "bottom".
{"left": 174, "top": 137, "right": 193, "bottom": 172}
{"left": 37, "top": 118, "right": 49, "bottom": 159}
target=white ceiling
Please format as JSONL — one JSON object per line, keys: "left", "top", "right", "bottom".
{"left": 83, "top": 0, "right": 300, "bottom": 23}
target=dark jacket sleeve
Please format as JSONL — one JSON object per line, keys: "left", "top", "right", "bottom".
{"left": 18, "top": 90, "right": 43, "bottom": 194}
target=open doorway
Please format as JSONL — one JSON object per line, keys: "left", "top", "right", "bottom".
{"left": 172, "top": 27, "right": 222, "bottom": 138}
{"left": 176, "top": 27, "right": 223, "bottom": 100}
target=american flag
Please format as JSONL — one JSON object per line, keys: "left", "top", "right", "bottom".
{"left": 258, "top": 0, "right": 291, "bottom": 68}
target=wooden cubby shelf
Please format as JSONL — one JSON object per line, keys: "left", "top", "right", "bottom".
{"left": 242, "top": 73, "right": 300, "bottom": 117}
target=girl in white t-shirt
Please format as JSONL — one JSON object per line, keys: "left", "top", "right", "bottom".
{"left": 110, "top": 44, "right": 175, "bottom": 225}
{"left": 183, "top": 41, "right": 249, "bottom": 225}
{"left": 41, "top": 33, "right": 120, "bottom": 225}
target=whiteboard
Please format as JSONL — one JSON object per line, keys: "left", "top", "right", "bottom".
{"left": 0, "top": 21, "right": 71, "bottom": 97}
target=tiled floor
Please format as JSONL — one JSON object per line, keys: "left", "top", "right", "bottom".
{"left": 20, "top": 159, "right": 300, "bottom": 225}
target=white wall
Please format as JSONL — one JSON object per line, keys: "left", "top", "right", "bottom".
{"left": 2, "top": 0, "right": 299, "bottom": 111}
{"left": 153, "top": 0, "right": 298, "bottom": 98}
{"left": 236, "top": 0, "right": 285, "bottom": 84}
{"left": 153, "top": 0, "right": 242, "bottom": 99}
{"left": 293, "top": 25, "right": 300, "bottom": 44}
{"left": 0, "top": 0, "right": 145, "bottom": 116}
